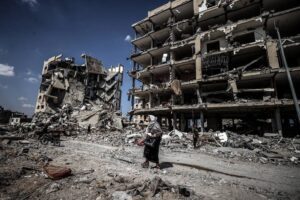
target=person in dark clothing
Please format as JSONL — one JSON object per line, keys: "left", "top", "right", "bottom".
{"left": 192, "top": 124, "right": 199, "bottom": 149}
{"left": 87, "top": 124, "right": 91, "bottom": 134}
{"left": 141, "top": 115, "right": 162, "bottom": 169}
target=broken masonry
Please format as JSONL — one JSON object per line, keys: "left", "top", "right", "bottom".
{"left": 33, "top": 54, "right": 124, "bottom": 130}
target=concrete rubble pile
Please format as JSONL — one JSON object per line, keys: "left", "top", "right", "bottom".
{"left": 75, "top": 122, "right": 299, "bottom": 166}
{"left": 75, "top": 126, "right": 145, "bottom": 147}
{"left": 31, "top": 54, "right": 124, "bottom": 136}
{"left": 96, "top": 175, "right": 199, "bottom": 199}
{"left": 157, "top": 128, "right": 300, "bottom": 166}
{"left": 0, "top": 133, "right": 200, "bottom": 200}
{"left": 32, "top": 103, "right": 124, "bottom": 137}
{"left": 209, "top": 131, "right": 300, "bottom": 165}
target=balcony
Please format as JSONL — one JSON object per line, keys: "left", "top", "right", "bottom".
{"left": 132, "top": 0, "right": 194, "bottom": 38}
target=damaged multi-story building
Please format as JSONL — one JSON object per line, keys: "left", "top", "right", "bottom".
{"left": 129, "top": 0, "right": 300, "bottom": 136}
{"left": 34, "top": 54, "right": 123, "bottom": 128}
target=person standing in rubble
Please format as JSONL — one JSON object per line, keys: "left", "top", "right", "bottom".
{"left": 87, "top": 124, "right": 91, "bottom": 134}
{"left": 141, "top": 115, "right": 162, "bottom": 169}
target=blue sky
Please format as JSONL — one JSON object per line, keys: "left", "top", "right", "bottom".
{"left": 0, "top": 0, "right": 167, "bottom": 116}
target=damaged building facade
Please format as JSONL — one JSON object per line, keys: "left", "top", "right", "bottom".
{"left": 129, "top": 0, "right": 300, "bottom": 136}
{"left": 34, "top": 54, "right": 123, "bottom": 128}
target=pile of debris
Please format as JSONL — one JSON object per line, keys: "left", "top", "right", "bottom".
{"left": 30, "top": 54, "right": 124, "bottom": 137}
{"left": 96, "top": 175, "right": 200, "bottom": 199}
{"left": 32, "top": 103, "right": 123, "bottom": 136}
{"left": 157, "top": 129, "right": 300, "bottom": 166}
{"left": 76, "top": 127, "right": 145, "bottom": 147}
{"left": 0, "top": 135, "right": 199, "bottom": 200}
{"left": 75, "top": 124, "right": 300, "bottom": 167}
{"left": 207, "top": 131, "right": 300, "bottom": 165}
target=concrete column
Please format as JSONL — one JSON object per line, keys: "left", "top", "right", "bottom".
{"left": 169, "top": 54, "right": 175, "bottom": 82}
{"left": 172, "top": 112, "right": 177, "bottom": 130}
{"left": 196, "top": 56, "right": 202, "bottom": 80}
{"left": 170, "top": 28, "right": 176, "bottom": 82}
{"left": 266, "top": 40, "right": 280, "bottom": 69}
{"left": 195, "top": 35, "right": 202, "bottom": 80}
{"left": 193, "top": 0, "right": 202, "bottom": 15}
{"left": 200, "top": 111, "right": 204, "bottom": 133}
{"left": 229, "top": 79, "right": 238, "bottom": 101}
{"left": 196, "top": 87, "right": 203, "bottom": 104}
{"left": 149, "top": 93, "right": 153, "bottom": 108}
{"left": 275, "top": 108, "right": 283, "bottom": 136}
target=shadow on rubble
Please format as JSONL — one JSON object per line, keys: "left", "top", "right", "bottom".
{"left": 159, "top": 162, "right": 173, "bottom": 169}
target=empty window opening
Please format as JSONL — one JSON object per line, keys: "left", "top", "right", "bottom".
{"left": 233, "top": 32, "right": 256, "bottom": 46}
{"left": 284, "top": 45, "right": 300, "bottom": 68}
{"left": 174, "top": 46, "right": 194, "bottom": 61}
{"left": 207, "top": 0, "right": 219, "bottom": 8}
{"left": 207, "top": 41, "right": 220, "bottom": 53}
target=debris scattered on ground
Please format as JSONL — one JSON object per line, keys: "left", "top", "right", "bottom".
{"left": 43, "top": 165, "right": 72, "bottom": 180}
{"left": 46, "top": 183, "right": 61, "bottom": 194}
{"left": 0, "top": 123, "right": 298, "bottom": 200}
{"left": 95, "top": 175, "right": 199, "bottom": 199}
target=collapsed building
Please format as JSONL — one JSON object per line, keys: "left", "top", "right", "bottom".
{"left": 9, "top": 112, "right": 31, "bottom": 126}
{"left": 0, "top": 106, "right": 30, "bottom": 125}
{"left": 129, "top": 0, "right": 300, "bottom": 136}
{"left": 34, "top": 54, "right": 124, "bottom": 129}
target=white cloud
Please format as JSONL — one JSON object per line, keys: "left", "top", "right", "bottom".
{"left": 124, "top": 35, "right": 132, "bottom": 42}
{"left": 0, "top": 83, "right": 8, "bottom": 89}
{"left": 0, "top": 64, "right": 15, "bottom": 77}
{"left": 22, "top": 103, "right": 34, "bottom": 108}
{"left": 26, "top": 69, "right": 33, "bottom": 75}
{"left": 18, "top": 96, "right": 28, "bottom": 101}
{"left": 21, "top": 0, "right": 38, "bottom": 7}
{"left": 25, "top": 77, "right": 39, "bottom": 83}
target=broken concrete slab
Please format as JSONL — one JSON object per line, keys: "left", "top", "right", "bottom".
{"left": 43, "top": 165, "right": 72, "bottom": 180}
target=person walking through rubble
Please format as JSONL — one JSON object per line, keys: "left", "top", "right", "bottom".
{"left": 140, "top": 115, "right": 163, "bottom": 169}
{"left": 87, "top": 124, "right": 91, "bottom": 134}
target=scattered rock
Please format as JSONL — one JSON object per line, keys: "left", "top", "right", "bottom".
{"left": 43, "top": 165, "right": 72, "bottom": 180}
{"left": 112, "top": 191, "right": 132, "bottom": 200}
{"left": 46, "top": 183, "right": 61, "bottom": 194}
{"left": 75, "top": 176, "right": 96, "bottom": 184}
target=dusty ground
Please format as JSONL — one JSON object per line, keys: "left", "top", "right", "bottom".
{"left": 1, "top": 136, "right": 300, "bottom": 200}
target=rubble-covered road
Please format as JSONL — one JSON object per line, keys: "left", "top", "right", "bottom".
{"left": 36, "top": 139, "right": 300, "bottom": 199}
{"left": 1, "top": 130, "right": 300, "bottom": 200}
